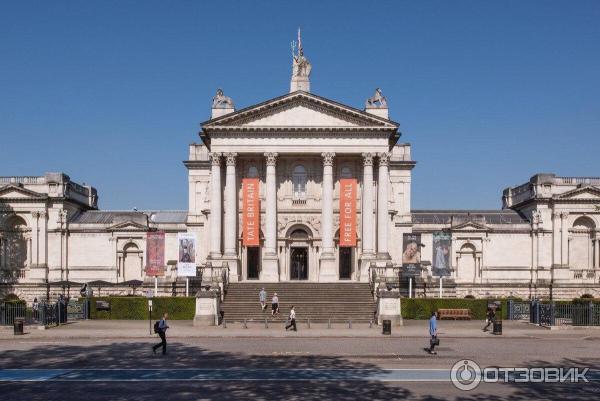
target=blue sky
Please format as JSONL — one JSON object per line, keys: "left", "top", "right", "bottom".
{"left": 1, "top": 1, "right": 599, "bottom": 210}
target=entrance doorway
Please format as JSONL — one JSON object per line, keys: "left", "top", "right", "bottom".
{"left": 290, "top": 247, "right": 308, "bottom": 280}
{"left": 247, "top": 247, "right": 260, "bottom": 279}
{"left": 339, "top": 247, "right": 352, "bottom": 279}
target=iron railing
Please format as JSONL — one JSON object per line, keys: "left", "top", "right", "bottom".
{"left": 508, "top": 300, "right": 599, "bottom": 327}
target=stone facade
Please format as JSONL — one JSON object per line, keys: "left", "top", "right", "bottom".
{"left": 2, "top": 70, "right": 599, "bottom": 302}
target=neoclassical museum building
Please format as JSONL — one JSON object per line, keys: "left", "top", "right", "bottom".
{"left": 1, "top": 39, "right": 599, "bottom": 301}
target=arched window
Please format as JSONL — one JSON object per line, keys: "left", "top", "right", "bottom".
{"left": 247, "top": 166, "right": 258, "bottom": 178}
{"left": 292, "top": 165, "right": 307, "bottom": 199}
{"left": 570, "top": 216, "right": 596, "bottom": 269}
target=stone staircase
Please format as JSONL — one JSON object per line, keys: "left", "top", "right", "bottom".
{"left": 221, "top": 282, "right": 376, "bottom": 323}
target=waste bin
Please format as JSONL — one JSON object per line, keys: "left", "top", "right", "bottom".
{"left": 493, "top": 320, "right": 502, "bottom": 335}
{"left": 382, "top": 319, "right": 391, "bottom": 335}
{"left": 14, "top": 318, "right": 24, "bottom": 335}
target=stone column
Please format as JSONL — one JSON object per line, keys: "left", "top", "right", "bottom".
{"left": 39, "top": 211, "right": 47, "bottom": 267}
{"left": 319, "top": 152, "right": 337, "bottom": 281}
{"left": 595, "top": 236, "right": 600, "bottom": 268}
{"left": 261, "top": 152, "right": 279, "bottom": 281}
{"left": 30, "top": 212, "right": 39, "bottom": 266}
{"left": 0, "top": 237, "right": 4, "bottom": 268}
{"left": 209, "top": 153, "right": 222, "bottom": 259}
{"left": 561, "top": 212, "right": 568, "bottom": 265}
{"left": 377, "top": 152, "right": 390, "bottom": 258}
{"left": 361, "top": 153, "right": 375, "bottom": 256}
{"left": 552, "top": 212, "right": 561, "bottom": 266}
{"left": 321, "top": 152, "right": 335, "bottom": 256}
{"left": 223, "top": 153, "right": 238, "bottom": 257}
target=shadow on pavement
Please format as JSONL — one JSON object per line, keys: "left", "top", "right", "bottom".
{"left": 0, "top": 341, "right": 597, "bottom": 400}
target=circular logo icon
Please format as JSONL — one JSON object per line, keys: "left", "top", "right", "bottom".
{"left": 450, "top": 359, "right": 482, "bottom": 391}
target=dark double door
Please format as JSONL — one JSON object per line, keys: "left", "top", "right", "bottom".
{"left": 247, "top": 247, "right": 260, "bottom": 279}
{"left": 290, "top": 247, "right": 308, "bottom": 280}
{"left": 339, "top": 247, "right": 352, "bottom": 279}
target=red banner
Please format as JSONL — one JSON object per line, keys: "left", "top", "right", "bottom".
{"left": 242, "top": 178, "right": 260, "bottom": 246}
{"left": 146, "top": 231, "right": 165, "bottom": 276}
{"left": 339, "top": 178, "right": 357, "bottom": 247}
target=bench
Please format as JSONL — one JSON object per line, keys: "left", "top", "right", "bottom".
{"left": 438, "top": 309, "right": 471, "bottom": 320}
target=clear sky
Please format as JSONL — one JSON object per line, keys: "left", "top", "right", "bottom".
{"left": 1, "top": 1, "right": 599, "bottom": 211}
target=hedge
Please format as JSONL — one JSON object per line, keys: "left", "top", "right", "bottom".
{"left": 88, "top": 297, "right": 196, "bottom": 320}
{"left": 400, "top": 298, "right": 516, "bottom": 320}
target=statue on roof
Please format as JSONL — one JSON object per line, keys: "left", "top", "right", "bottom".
{"left": 291, "top": 28, "right": 312, "bottom": 78}
{"left": 365, "top": 88, "right": 388, "bottom": 108}
{"left": 212, "top": 88, "right": 234, "bottom": 109}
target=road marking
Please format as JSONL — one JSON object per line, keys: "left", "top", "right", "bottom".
{"left": 1, "top": 368, "right": 598, "bottom": 382}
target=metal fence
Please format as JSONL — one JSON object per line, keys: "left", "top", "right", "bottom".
{"left": 1, "top": 300, "right": 89, "bottom": 327}
{"left": 508, "top": 300, "right": 599, "bottom": 327}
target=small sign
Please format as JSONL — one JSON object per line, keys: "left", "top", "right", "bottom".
{"left": 148, "top": 299, "right": 153, "bottom": 311}
{"left": 96, "top": 300, "right": 111, "bottom": 311}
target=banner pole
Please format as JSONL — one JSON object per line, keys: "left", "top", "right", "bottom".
{"left": 186, "top": 277, "right": 189, "bottom": 297}
{"left": 409, "top": 278, "right": 412, "bottom": 299}
{"left": 154, "top": 276, "right": 158, "bottom": 297}
{"left": 439, "top": 277, "right": 442, "bottom": 298}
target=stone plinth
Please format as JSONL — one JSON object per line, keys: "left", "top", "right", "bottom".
{"left": 193, "top": 289, "right": 220, "bottom": 326}
{"left": 377, "top": 290, "right": 403, "bottom": 326}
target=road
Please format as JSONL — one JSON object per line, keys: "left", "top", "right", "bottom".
{"left": 0, "top": 325, "right": 599, "bottom": 400}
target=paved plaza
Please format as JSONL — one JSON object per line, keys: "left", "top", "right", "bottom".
{"left": 0, "top": 320, "right": 599, "bottom": 400}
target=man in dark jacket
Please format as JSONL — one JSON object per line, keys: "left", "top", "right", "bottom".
{"left": 152, "top": 313, "right": 169, "bottom": 355}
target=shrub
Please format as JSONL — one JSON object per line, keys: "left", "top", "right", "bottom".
{"left": 401, "top": 298, "right": 513, "bottom": 320}
{"left": 88, "top": 297, "right": 196, "bottom": 320}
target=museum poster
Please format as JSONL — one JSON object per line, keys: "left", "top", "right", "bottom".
{"left": 402, "top": 233, "right": 422, "bottom": 276}
{"left": 432, "top": 232, "right": 451, "bottom": 277}
{"left": 339, "top": 178, "right": 357, "bottom": 247}
{"left": 145, "top": 231, "right": 165, "bottom": 276}
{"left": 177, "top": 232, "right": 197, "bottom": 277}
{"left": 242, "top": 178, "right": 260, "bottom": 246}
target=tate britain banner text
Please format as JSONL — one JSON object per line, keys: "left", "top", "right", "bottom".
{"left": 242, "top": 178, "right": 260, "bottom": 246}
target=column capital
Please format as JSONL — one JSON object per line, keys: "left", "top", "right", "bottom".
{"left": 264, "top": 152, "right": 278, "bottom": 166}
{"left": 224, "top": 152, "right": 237, "bottom": 166}
{"left": 378, "top": 152, "right": 391, "bottom": 166}
{"left": 209, "top": 152, "right": 222, "bottom": 166}
{"left": 321, "top": 152, "right": 336, "bottom": 166}
{"left": 31, "top": 211, "right": 40, "bottom": 218}
{"left": 362, "top": 153, "right": 374, "bottom": 166}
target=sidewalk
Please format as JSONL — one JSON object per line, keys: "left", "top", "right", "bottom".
{"left": 3, "top": 319, "right": 592, "bottom": 340}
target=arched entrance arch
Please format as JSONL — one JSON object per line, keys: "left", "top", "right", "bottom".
{"left": 284, "top": 225, "right": 314, "bottom": 281}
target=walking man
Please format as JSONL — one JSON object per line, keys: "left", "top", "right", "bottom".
{"left": 483, "top": 307, "right": 495, "bottom": 332}
{"left": 428, "top": 311, "right": 438, "bottom": 355}
{"left": 285, "top": 306, "right": 297, "bottom": 331}
{"left": 152, "top": 312, "right": 169, "bottom": 355}
{"left": 259, "top": 288, "right": 267, "bottom": 312}
{"left": 271, "top": 293, "right": 279, "bottom": 316}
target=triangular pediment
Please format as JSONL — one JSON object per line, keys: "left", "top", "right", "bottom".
{"left": 107, "top": 220, "right": 148, "bottom": 232}
{"left": 451, "top": 221, "right": 490, "bottom": 231}
{"left": 556, "top": 186, "right": 600, "bottom": 200}
{"left": 202, "top": 91, "right": 398, "bottom": 130}
{"left": 0, "top": 185, "right": 46, "bottom": 200}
